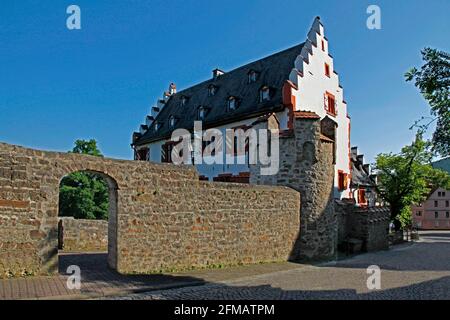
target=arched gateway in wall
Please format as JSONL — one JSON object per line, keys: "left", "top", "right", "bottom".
{"left": 0, "top": 142, "right": 300, "bottom": 277}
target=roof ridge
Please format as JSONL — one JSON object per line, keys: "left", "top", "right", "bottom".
{"left": 172, "top": 42, "right": 305, "bottom": 96}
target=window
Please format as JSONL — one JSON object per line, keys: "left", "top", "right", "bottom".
{"left": 435, "top": 200, "right": 438, "bottom": 207}
{"left": 321, "top": 40, "right": 325, "bottom": 51}
{"left": 161, "top": 143, "right": 173, "bottom": 163}
{"left": 438, "top": 191, "right": 442, "bottom": 197}
{"left": 180, "top": 96, "right": 188, "bottom": 107}
{"left": 198, "top": 107, "right": 207, "bottom": 120}
{"left": 208, "top": 85, "right": 217, "bottom": 96}
{"left": 324, "top": 63, "right": 330, "bottom": 77}
{"left": 416, "top": 211, "right": 422, "bottom": 217}
{"left": 446, "top": 200, "right": 449, "bottom": 207}
{"left": 358, "top": 189, "right": 366, "bottom": 205}
{"left": 260, "top": 86, "right": 270, "bottom": 102}
{"left": 337, "top": 171, "right": 347, "bottom": 191}
{"left": 135, "top": 148, "right": 149, "bottom": 161}
{"left": 168, "top": 116, "right": 176, "bottom": 128}
{"left": 154, "top": 122, "right": 160, "bottom": 132}
{"left": 324, "top": 92, "right": 336, "bottom": 116}
{"left": 248, "top": 70, "right": 258, "bottom": 83}
{"left": 228, "top": 96, "right": 237, "bottom": 111}
{"left": 443, "top": 192, "right": 447, "bottom": 197}
{"left": 446, "top": 212, "right": 449, "bottom": 218}
{"left": 435, "top": 212, "right": 439, "bottom": 219}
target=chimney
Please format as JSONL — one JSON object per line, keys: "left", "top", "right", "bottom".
{"left": 169, "top": 82, "right": 176, "bottom": 95}
{"left": 351, "top": 146, "right": 358, "bottom": 158}
{"left": 212, "top": 68, "right": 225, "bottom": 80}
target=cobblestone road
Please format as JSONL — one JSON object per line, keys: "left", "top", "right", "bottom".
{"left": 108, "top": 231, "right": 450, "bottom": 300}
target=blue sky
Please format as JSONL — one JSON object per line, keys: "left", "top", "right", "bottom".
{"left": 0, "top": 0, "right": 449, "bottom": 162}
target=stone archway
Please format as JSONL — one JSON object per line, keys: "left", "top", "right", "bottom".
{"left": 57, "top": 170, "right": 119, "bottom": 270}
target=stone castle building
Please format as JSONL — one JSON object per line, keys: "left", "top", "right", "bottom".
{"left": 132, "top": 17, "right": 353, "bottom": 202}
{"left": 0, "top": 19, "right": 391, "bottom": 277}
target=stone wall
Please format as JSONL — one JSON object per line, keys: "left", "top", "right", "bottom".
{"left": 120, "top": 181, "right": 300, "bottom": 273}
{"left": 251, "top": 115, "right": 337, "bottom": 261}
{"left": 0, "top": 142, "right": 300, "bottom": 277}
{"left": 336, "top": 200, "right": 390, "bottom": 252}
{"left": 58, "top": 217, "right": 108, "bottom": 252}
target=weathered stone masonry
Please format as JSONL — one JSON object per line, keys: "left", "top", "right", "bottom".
{"left": 0, "top": 142, "right": 300, "bottom": 277}
{"left": 58, "top": 217, "right": 108, "bottom": 252}
{"left": 251, "top": 115, "right": 337, "bottom": 261}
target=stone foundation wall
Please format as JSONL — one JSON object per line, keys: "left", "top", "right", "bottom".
{"left": 0, "top": 142, "right": 300, "bottom": 277}
{"left": 58, "top": 217, "right": 108, "bottom": 252}
{"left": 336, "top": 200, "right": 390, "bottom": 252}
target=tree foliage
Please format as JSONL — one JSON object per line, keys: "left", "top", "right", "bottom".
{"left": 374, "top": 135, "right": 450, "bottom": 230}
{"left": 59, "top": 139, "right": 109, "bottom": 220}
{"left": 70, "top": 139, "right": 103, "bottom": 157}
{"left": 406, "top": 48, "right": 450, "bottom": 157}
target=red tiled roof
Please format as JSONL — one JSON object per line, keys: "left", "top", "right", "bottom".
{"left": 294, "top": 110, "right": 320, "bottom": 119}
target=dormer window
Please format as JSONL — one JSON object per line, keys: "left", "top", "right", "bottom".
{"left": 259, "top": 86, "right": 271, "bottom": 102}
{"left": 154, "top": 122, "right": 160, "bottom": 132}
{"left": 198, "top": 106, "right": 207, "bottom": 120}
{"left": 180, "top": 96, "right": 188, "bottom": 107}
{"left": 169, "top": 115, "right": 177, "bottom": 128}
{"left": 208, "top": 85, "right": 218, "bottom": 96}
{"left": 228, "top": 96, "right": 238, "bottom": 111}
{"left": 248, "top": 70, "right": 258, "bottom": 83}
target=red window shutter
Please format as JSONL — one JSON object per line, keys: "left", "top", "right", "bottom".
{"left": 328, "top": 96, "right": 335, "bottom": 115}
{"left": 325, "top": 63, "right": 330, "bottom": 77}
{"left": 343, "top": 173, "right": 348, "bottom": 189}
{"left": 338, "top": 171, "right": 344, "bottom": 190}
{"left": 358, "top": 189, "right": 366, "bottom": 204}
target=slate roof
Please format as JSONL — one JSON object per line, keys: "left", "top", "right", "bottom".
{"left": 134, "top": 42, "right": 305, "bottom": 146}
{"left": 350, "top": 153, "right": 375, "bottom": 188}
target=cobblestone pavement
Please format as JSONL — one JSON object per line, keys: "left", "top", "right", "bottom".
{"left": 107, "top": 231, "right": 450, "bottom": 300}
{"left": 0, "top": 252, "right": 203, "bottom": 299}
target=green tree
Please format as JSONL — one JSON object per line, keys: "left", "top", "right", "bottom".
{"left": 405, "top": 48, "right": 450, "bottom": 157}
{"left": 59, "top": 139, "right": 109, "bottom": 220}
{"left": 374, "top": 135, "right": 450, "bottom": 230}
{"left": 70, "top": 139, "right": 103, "bottom": 157}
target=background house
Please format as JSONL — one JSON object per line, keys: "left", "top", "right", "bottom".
{"left": 412, "top": 187, "right": 450, "bottom": 230}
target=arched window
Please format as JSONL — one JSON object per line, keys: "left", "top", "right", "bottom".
{"left": 169, "top": 115, "right": 176, "bottom": 128}
{"left": 248, "top": 70, "right": 258, "bottom": 83}
{"left": 208, "top": 85, "right": 218, "bottom": 96}
{"left": 180, "top": 96, "right": 188, "bottom": 107}
{"left": 198, "top": 106, "right": 207, "bottom": 120}
{"left": 228, "top": 96, "right": 237, "bottom": 111}
{"left": 260, "top": 86, "right": 270, "bottom": 102}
